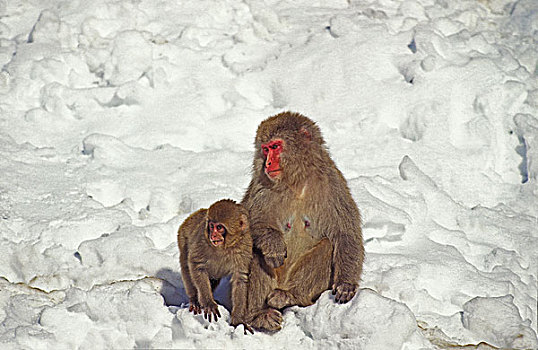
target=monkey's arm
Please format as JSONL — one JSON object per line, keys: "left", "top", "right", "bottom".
{"left": 331, "top": 230, "right": 363, "bottom": 303}
{"left": 250, "top": 224, "right": 287, "bottom": 268}
{"left": 328, "top": 199, "right": 364, "bottom": 303}
{"left": 178, "top": 213, "right": 207, "bottom": 315}
{"left": 179, "top": 248, "right": 200, "bottom": 314}
{"left": 242, "top": 186, "right": 287, "bottom": 268}
{"left": 189, "top": 262, "right": 221, "bottom": 322}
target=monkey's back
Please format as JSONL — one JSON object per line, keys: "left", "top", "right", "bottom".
{"left": 177, "top": 209, "right": 207, "bottom": 253}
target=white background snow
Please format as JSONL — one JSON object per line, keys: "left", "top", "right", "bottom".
{"left": 0, "top": 0, "right": 537, "bottom": 349}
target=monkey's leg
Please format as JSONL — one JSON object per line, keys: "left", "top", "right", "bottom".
{"left": 267, "top": 238, "right": 332, "bottom": 309}
{"left": 230, "top": 270, "right": 253, "bottom": 333}
{"left": 246, "top": 254, "right": 282, "bottom": 331}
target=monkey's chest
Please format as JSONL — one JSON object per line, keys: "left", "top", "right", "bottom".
{"left": 206, "top": 254, "right": 235, "bottom": 279}
{"left": 280, "top": 214, "right": 320, "bottom": 266}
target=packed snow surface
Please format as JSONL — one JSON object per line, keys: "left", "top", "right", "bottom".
{"left": 1, "top": 0, "right": 537, "bottom": 349}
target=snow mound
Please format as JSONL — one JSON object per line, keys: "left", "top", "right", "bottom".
{"left": 0, "top": 0, "right": 536, "bottom": 348}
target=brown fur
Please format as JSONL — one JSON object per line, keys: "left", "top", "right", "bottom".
{"left": 177, "top": 199, "right": 253, "bottom": 331}
{"left": 242, "top": 112, "right": 364, "bottom": 331}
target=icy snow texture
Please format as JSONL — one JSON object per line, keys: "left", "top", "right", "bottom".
{"left": 0, "top": 0, "right": 537, "bottom": 349}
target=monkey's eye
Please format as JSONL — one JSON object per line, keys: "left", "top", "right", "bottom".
{"left": 209, "top": 223, "right": 214, "bottom": 230}
{"left": 262, "top": 147, "right": 269, "bottom": 155}
{"left": 216, "top": 224, "right": 224, "bottom": 232}
{"left": 271, "top": 144, "right": 279, "bottom": 149}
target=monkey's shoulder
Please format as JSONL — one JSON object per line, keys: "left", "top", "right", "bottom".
{"left": 245, "top": 187, "right": 288, "bottom": 214}
{"left": 178, "top": 209, "right": 208, "bottom": 234}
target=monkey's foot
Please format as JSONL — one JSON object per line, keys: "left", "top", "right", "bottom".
{"left": 332, "top": 282, "right": 358, "bottom": 303}
{"left": 250, "top": 308, "right": 282, "bottom": 332}
{"left": 231, "top": 315, "right": 254, "bottom": 334}
{"left": 232, "top": 322, "right": 254, "bottom": 335}
{"left": 266, "top": 289, "right": 294, "bottom": 309}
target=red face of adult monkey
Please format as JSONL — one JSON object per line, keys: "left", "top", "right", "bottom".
{"left": 261, "top": 139, "right": 284, "bottom": 179}
{"left": 255, "top": 113, "right": 326, "bottom": 188}
{"left": 242, "top": 112, "right": 364, "bottom": 332}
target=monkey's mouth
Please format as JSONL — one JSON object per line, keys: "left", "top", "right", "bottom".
{"left": 210, "top": 238, "right": 224, "bottom": 247}
{"left": 266, "top": 169, "right": 282, "bottom": 178}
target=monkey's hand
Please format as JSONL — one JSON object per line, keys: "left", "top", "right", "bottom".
{"left": 332, "top": 282, "right": 358, "bottom": 304}
{"left": 202, "top": 300, "right": 221, "bottom": 323}
{"left": 188, "top": 297, "right": 201, "bottom": 315}
{"left": 254, "top": 228, "right": 287, "bottom": 268}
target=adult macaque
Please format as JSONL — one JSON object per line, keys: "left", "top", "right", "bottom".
{"left": 177, "top": 199, "right": 253, "bottom": 333}
{"left": 242, "top": 112, "right": 364, "bottom": 331}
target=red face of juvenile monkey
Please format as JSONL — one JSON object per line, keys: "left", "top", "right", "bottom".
{"left": 208, "top": 221, "right": 226, "bottom": 247}
{"left": 261, "top": 139, "right": 284, "bottom": 180}
{"left": 205, "top": 200, "right": 248, "bottom": 248}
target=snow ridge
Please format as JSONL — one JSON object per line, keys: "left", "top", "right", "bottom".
{"left": 0, "top": 0, "right": 536, "bottom": 349}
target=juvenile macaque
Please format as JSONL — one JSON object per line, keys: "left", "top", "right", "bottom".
{"left": 242, "top": 112, "right": 364, "bottom": 331}
{"left": 177, "top": 199, "right": 253, "bottom": 333}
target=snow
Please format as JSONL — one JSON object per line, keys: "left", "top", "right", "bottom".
{"left": 0, "top": 0, "right": 537, "bottom": 348}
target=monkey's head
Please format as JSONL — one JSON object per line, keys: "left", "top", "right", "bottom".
{"left": 254, "top": 112, "right": 325, "bottom": 184}
{"left": 206, "top": 199, "right": 249, "bottom": 248}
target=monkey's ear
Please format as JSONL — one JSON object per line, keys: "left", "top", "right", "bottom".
{"left": 239, "top": 214, "right": 248, "bottom": 232}
{"left": 299, "top": 126, "right": 312, "bottom": 142}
